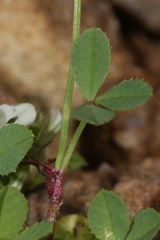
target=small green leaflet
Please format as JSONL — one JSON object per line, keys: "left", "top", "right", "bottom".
{"left": 72, "top": 105, "right": 115, "bottom": 126}
{"left": 71, "top": 28, "right": 111, "bottom": 100}
{"left": 0, "top": 185, "right": 28, "bottom": 240}
{"left": 67, "top": 152, "right": 88, "bottom": 175}
{"left": 12, "top": 221, "right": 53, "bottom": 240}
{"left": 0, "top": 125, "right": 34, "bottom": 175}
{"left": 125, "top": 208, "right": 160, "bottom": 240}
{"left": 88, "top": 190, "right": 130, "bottom": 240}
{"left": 95, "top": 79, "right": 153, "bottom": 111}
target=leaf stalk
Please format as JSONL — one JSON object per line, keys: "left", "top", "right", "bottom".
{"left": 55, "top": 0, "right": 81, "bottom": 170}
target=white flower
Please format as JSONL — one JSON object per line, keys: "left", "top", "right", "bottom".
{"left": 46, "top": 107, "right": 62, "bottom": 133}
{"left": 0, "top": 103, "right": 37, "bottom": 129}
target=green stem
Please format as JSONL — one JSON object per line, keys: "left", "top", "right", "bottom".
{"left": 61, "top": 121, "right": 86, "bottom": 171}
{"left": 55, "top": 0, "right": 81, "bottom": 170}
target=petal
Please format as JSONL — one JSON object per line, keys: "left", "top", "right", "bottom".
{"left": 0, "top": 104, "right": 15, "bottom": 128}
{"left": 14, "top": 103, "right": 37, "bottom": 126}
{"left": 47, "top": 107, "right": 62, "bottom": 132}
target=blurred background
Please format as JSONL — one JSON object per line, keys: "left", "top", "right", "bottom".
{"left": 0, "top": 0, "right": 160, "bottom": 237}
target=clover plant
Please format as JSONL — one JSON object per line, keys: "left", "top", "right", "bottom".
{"left": 0, "top": 0, "right": 159, "bottom": 240}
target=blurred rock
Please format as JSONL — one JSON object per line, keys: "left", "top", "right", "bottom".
{"left": 111, "top": 0, "right": 160, "bottom": 33}
{"left": 0, "top": 87, "right": 17, "bottom": 105}
{"left": 26, "top": 186, "right": 49, "bottom": 226}
{"left": 113, "top": 157, "right": 160, "bottom": 218}
{"left": 0, "top": 0, "right": 119, "bottom": 111}
{"left": 123, "top": 33, "right": 160, "bottom": 77}
{"left": 0, "top": 0, "right": 72, "bottom": 110}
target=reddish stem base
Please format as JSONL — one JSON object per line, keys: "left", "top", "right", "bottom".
{"left": 41, "top": 164, "right": 65, "bottom": 240}
{"left": 29, "top": 158, "right": 65, "bottom": 239}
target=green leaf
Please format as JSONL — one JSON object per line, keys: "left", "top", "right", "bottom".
{"left": 0, "top": 185, "right": 28, "bottom": 240}
{"left": 12, "top": 221, "right": 53, "bottom": 240}
{"left": 0, "top": 125, "right": 34, "bottom": 175}
{"left": 95, "top": 79, "right": 153, "bottom": 111}
{"left": 0, "top": 164, "right": 30, "bottom": 190}
{"left": 126, "top": 208, "right": 160, "bottom": 240}
{"left": 71, "top": 28, "right": 111, "bottom": 100}
{"left": 29, "top": 113, "right": 44, "bottom": 138}
{"left": 71, "top": 105, "right": 115, "bottom": 126}
{"left": 67, "top": 153, "right": 88, "bottom": 175}
{"left": 54, "top": 214, "right": 98, "bottom": 240}
{"left": 88, "top": 189, "right": 130, "bottom": 240}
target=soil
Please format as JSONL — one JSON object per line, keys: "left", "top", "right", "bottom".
{"left": 0, "top": 0, "right": 160, "bottom": 239}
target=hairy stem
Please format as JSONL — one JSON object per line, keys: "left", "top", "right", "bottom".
{"left": 61, "top": 121, "right": 86, "bottom": 171}
{"left": 55, "top": 0, "right": 81, "bottom": 170}
{"left": 45, "top": 2, "right": 82, "bottom": 239}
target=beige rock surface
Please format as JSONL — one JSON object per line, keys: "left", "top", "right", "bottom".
{"left": 111, "top": 0, "right": 160, "bottom": 32}
{"left": 0, "top": 0, "right": 119, "bottom": 111}
{"left": 0, "top": 0, "right": 71, "bottom": 110}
